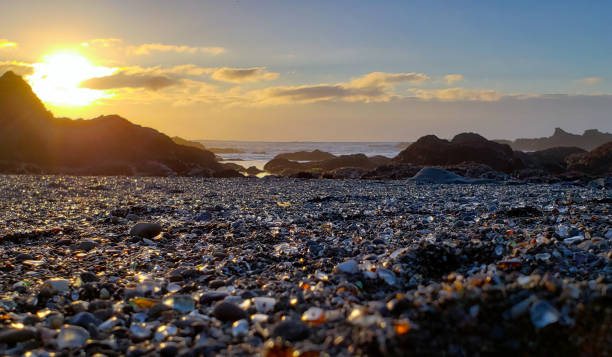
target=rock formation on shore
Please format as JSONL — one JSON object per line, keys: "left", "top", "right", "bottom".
{"left": 275, "top": 149, "right": 336, "bottom": 161}
{"left": 566, "top": 141, "right": 612, "bottom": 175}
{"left": 170, "top": 136, "right": 208, "bottom": 151}
{"left": 495, "top": 127, "right": 612, "bottom": 151}
{"left": 264, "top": 154, "right": 391, "bottom": 176}
{"left": 393, "top": 133, "right": 524, "bottom": 173}
{"left": 0, "top": 71, "right": 239, "bottom": 177}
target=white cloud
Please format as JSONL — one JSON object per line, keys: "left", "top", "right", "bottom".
{"left": 128, "top": 43, "right": 225, "bottom": 56}
{"left": 248, "top": 71, "right": 430, "bottom": 105}
{"left": 411, "top": 88, "right": 501, "bottom": 102}
{"left": 444, "top": 74, "right": 464, "bottom": 85}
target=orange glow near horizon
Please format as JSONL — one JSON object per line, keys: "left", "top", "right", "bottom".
{"left": 27, "top": 50, "right": 115, "bottom": 107}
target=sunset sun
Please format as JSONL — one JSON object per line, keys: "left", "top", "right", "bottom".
{"left": 27, "top": 51, "right": 115, "bottom": 106}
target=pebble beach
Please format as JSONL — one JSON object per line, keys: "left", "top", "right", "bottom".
{"left": 0, "top": 175, "right": 610, "bottom": 356}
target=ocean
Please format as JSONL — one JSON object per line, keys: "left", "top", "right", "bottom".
{"left": 197, "top": 140, "right": 407, "bottom": 170}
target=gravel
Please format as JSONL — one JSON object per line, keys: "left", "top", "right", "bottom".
{"left": 0, "top": 175, "right": 610, "bottom": 356}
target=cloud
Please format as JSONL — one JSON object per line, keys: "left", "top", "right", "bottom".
{"left": 80, "top": 71, "right": 181, "bottom": 91}
{"left": 412, "top": 88, "right": 501, "bottom": 102}
{"left": 0, "top": 61, "right": 34, "bottom": 76}
{"left": 128, "top": 43, "right": 225, "bottom": 55}
{"left": 444, "top": 74, "right": 464, "bottom": 84}
{"left": 82, "top": 38, "right": 123, "bottom": 48}
{"left": 211, "top": 67, "right": 279, "bottom": 83}
{"left": 581, "top": 77, "right": 603, "bottom": 85}
{"left": 249, "top": 71, "right": 430, "bottom": 105}
{"left": 349, "top": 72, "right": 430, "bottom": 87}
{"left": 0, "top": 39, "right": 17, "bottom": 49}
{"left": 164, "top": 64, "right": 216, "bottom": 76}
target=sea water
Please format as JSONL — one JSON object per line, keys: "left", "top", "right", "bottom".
{"left": 198, "top": 140, "right": 408, "bottom": 170}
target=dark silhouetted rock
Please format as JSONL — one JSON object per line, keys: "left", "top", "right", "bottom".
{"left": 566, "top": 141, "right": 612, "bottom": 175}
{"left": 275, "top": 149, "right": 336, "bottom": 161}
{"left": 495, "top": 128, "right": 612, "bottom": 151}
{"left": 170, "top": 136, "right": 207, "bottom": 151}
{"left": 394, "top": 133, "right": 523, "bottom": 173}
{"left": 516, "top": 147, "right": 586, "bottom": 174}
{"left": 245, "top": 166, "right": 263, "bottom": 175}
{"left": 264, "top": 154, "right": 391, "bottom": 176}
{"left": 0, "top": 71, "right": 237, "bottom": 177}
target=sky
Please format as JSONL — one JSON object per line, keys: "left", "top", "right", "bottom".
{"left": 1, "top": 0, "right": 611, "bottom": 141}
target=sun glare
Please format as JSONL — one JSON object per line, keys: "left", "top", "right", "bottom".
{"left": 27, "top": 51, "right": 115, "bottom": 107}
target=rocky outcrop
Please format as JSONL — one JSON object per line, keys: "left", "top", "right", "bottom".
{"left": 275, "top": 149, "right": 336, "bottom": 161}
{"left": 516, "top": 147, "right": 586, "bottom": 174}
{"left": 171, "top": 136, "right": 207, "bottom": 151}
{"left": 495, "top": 128, "right": 612, "bottom": 151}
{"left": 264, "top": 154, "right": 391, "bottom": 176}
{"left": 566, "top": 141, "right": 612, "bottom": 175}
{"left": 0, "top": 71, "right": 237, "bottom": 177}
{"left": 394, "top": 133, "right": 523, "bottom": 173}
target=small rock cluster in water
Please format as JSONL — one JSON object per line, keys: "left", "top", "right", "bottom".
{"left": 0, "top": 175, "right": 610, "bottom": 356}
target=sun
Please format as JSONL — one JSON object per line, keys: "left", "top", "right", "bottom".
{"left": 27, "top": 50, "right": 115, "bottom": 107}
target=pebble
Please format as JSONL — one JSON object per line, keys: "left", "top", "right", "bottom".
{"left": 530, "top": 300, "right": 560, "bottom": 328}
{"left": 213, "top": 302, "right": 247, "bottom": 322}
{"left": 252, "top": 296, "right": 276, "bottom": 313}
{"left": 129, "top": 222, "right": 162, "bottom": 238}
{"left": 44, "top": 278, "right": 70, "bottom": 293}
{"left": 335, "top": 260, "right": 359, "bottom": 274}
{"left": 0, "top": 328, "right": 38, "bottom": 344}
{"left": 163, "top": 294, "right": 195, "bottom": 313}
{"left": 0, "top": 176, "right": 610, "bottom": 356}
{"left": 56, "top": 325, "right": 90, "bottom": 349}
{"left": 272, "top": 320, "right": 310, "bottom": 342}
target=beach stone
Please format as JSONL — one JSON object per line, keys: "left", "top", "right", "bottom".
{"left": 530, "top": 300, "right": 560, "bottom": 328}
{"left": 44, "top": 278, "right": 71, "bottom": 293}
{"left": 209, "top": 279, "right": 226, "bottom": 289}
{"left": 272, "top": 320, "right": 310, "bottom": 342}
{"left": 130, "top": 223, "right": 162, "bottom": 238}
{"left": 0, "top": 327, "right": 37, "bottom": 344}
{"left": 253, "top": 296, "right": 276, "bottom": 313}
{"left": 69, "top": 312, "right": 102, "bottom": 329}
{"left": 80, "top": 271, "right": 99, "bottom": 282}
{"left": 57, "top": 325, "right": 90, "bottom": 349}
{"left": 199, "top": 292, "right": 227, "bottom": 305}
{"left": 212, "top": 302, "right": 247, "bottom": 322}
{"left": 15, "top": 253, "right": 35, "bottom": 262}
{"left": 76, "top": 240, "right": 98, "bottom": 252}
{"left": 335, "top": 260, "right": 359, "bottom": 274}
{"left": 163, "top": 294, "right": 195, "bottom": 313}
{"left": 195, "top": 212, "right": 212, "bottom": 222}
{"left": 160, "top": 342, "right": 180, "bottom": 357}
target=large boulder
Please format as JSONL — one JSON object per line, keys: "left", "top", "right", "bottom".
{"left": 517, "top": 146, "right": 586, "bottom": 174}
{"left": 566, "top": 141, "right": 612, "bottom": 175}
{"left": 394, "top": 133, "right": 523, "bottom": 173}
{"left": 264, "top": 154, "right": 391, "bottom": 176}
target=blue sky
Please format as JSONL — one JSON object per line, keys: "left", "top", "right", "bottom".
{"left": 1, "top": 0, "right": 611, "bottom": 140}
